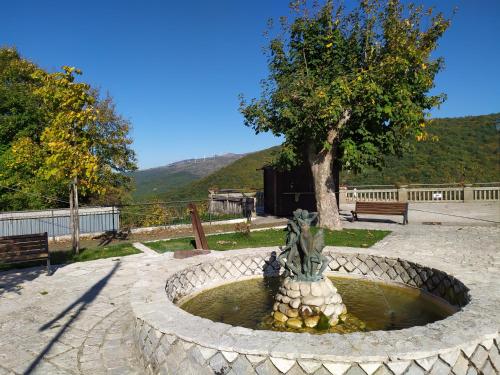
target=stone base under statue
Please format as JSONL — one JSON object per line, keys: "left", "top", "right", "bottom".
{"left": 272, "top": 277, "right": 346, "bottom": 329}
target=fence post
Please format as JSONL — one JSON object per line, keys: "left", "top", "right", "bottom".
{"left": 51, "top": 210, "right": 56, "bottom": 242}
{"left": 398, "top": 185, "right": 408, "bottom": 203}
{"left": 339, "top": 186, "right": 347, "bottom": 205}
{"left": 112, "top": 206, "right": 115, "bottom": 232}
{"left": 463, "top": 184, "right": 474, "bottom": 202}
{"left": 252, "top": 197, "right": 257, "bottom": 219}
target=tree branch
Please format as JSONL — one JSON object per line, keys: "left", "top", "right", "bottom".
{"left": 326, "top": 109, "right": 351, "bottom": 144}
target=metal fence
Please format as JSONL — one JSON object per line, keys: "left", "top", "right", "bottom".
{"left": 0, "top": 199, "right": 250, "bottom": 239}
{"left": 0, "top": 207, "right": 119, "bottom": 239}
{"left": 119, "top": 199, "right": 247, "bottom": 230}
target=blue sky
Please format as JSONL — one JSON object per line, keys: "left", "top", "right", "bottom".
{"left": 1, "top": 1, "right": 499, "bottom": 169}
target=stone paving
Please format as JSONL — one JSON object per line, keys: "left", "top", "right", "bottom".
{"left": 0, "top": 205, "right": 498, "bottom": 374}
{"left": 133, "top": 226, "right": 499, "bottom": 375}
{"left": 0, "top": 255, "right": 148, "bottom": 374}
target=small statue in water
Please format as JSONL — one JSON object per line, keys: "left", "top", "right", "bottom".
{"left": 273, "top": 208, "right": 346, "bottom": 329}
{"left": 278, "top": 209, "right": 328, "bottom": 281}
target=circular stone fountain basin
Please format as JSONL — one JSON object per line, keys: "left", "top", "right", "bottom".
{"left": 131, "top": 248, "right": 499, "bottom": 374}
{"left": 179, "top": 276, "right": 458, "bottom": 334}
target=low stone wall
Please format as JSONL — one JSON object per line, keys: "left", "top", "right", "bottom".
{"left": 131, "top": 249, "right": 499, "bottom": 375}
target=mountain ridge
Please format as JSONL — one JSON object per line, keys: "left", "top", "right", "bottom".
{"left": 131, "top": 153, "right": 246, "bottom": 200}
{"left": 132, "top": 113, "right": 499, "bottom": 202}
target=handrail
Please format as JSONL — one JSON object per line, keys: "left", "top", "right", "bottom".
{"left": 342, "top": 184, "right": 499, "bottom": 203}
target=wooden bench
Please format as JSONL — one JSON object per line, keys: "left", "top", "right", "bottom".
{"left": 351, "top": 202, "right": 409, "bottom": 225}
{"left": 0, "top": 232, "right": 51, "bottom": 273}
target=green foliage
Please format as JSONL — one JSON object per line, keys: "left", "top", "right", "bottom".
{"left": 0, "top": 48, "right": 64, "bottom": 210}
{"left": 342, "top": 113, "right": 500, "bottom": 185}
{"left": 119, "top": 201, "right": 243, "bottom": 229}
{"left": 0, "top": 48, "right": 43, "bottom": 149}
{"left": 0, "top": 47, "right": 137, "bottom": 210}
{"left": 316, "top": 313, "right": 331, "bottom": 330}
{"left": 147, "top": 228, "right": 390, "bottom": 252}
{"left": 53, "top": 243, "right": 140, "bottom": 263}
{"left": 161, "top": 147, "right": 280, "bottom": 201}
{"left": 131, "top": 154, "right": 243, "bottom": 201}
{"left": 240, "top": 0, "right": 450, "bottom": 172}
{"left": 151, "top": 113, "right": 498, "bottom": 199}
{"left": 0, "top": 243, "right": 140, "bottom": 271}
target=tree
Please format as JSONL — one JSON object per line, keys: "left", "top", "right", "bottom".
{"left": 240, "top": 0, "right": 450, "bottom": 229}
{"left": 8, "top": 65, "right": 136, "bottom": 252}
{"left": 0, "top": 48, "right": 137, "bottom": 212}
{"left": 0, "top": 48, "right": 62, "bottom": 210}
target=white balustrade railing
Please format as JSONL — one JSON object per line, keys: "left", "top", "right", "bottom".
{"left": 341, "top": 184, "right": 500, "bottom": 203}
{"left": 473, "top": 186, "right": 500, "bottom": 201}
{"left": 345, "top": 189, "right": 398, "bottom": 203}
{"left": 407, "top": 188, "right": 463, "bottom": 202}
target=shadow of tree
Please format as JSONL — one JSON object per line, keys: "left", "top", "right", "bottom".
{"left": 22, "top": 262, "right": 120, "bottom": 375}
{"left": 93, "top": 230, "right": 130, "bottom": 247}
{"left": 0, "top": 266, "right": 47, "bottom": 297}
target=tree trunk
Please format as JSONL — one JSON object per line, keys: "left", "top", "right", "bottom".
{"left": 307, "top": 110, "right": 350, "bottom": 230}
{"left": 73, "top": 177, "right": 80, "bottom": 255}
{"left": 69, "top": 178, "right": 80, "bottom": 255}
{"left": 308, "top": 146, "right": 342, "bottom": 230}
{"left": 69, "top": 185, "right": 75, "bottom": 252}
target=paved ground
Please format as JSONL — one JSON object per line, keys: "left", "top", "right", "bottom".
{"left": 341, "top": 201, "right": 500, "bottom": 226}
{"left": 0, "top": 202, "right": 498, "bottom": 374}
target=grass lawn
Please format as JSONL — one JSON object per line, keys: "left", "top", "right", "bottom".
{"left": 147, "top": 228, "right": 390, "bottom": 253}
{"left": 50, "top": 243, "right": 141, "bottom": 264}
{"left": 0, "top": 243, "right": 141, "bottom": 271}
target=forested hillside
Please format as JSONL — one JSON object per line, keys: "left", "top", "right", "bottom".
{"left": 160, "top": 147, "right": 280, "bottom": 201}
{"left": 342, "top": 113, "right": 500, "bottom": 185}
{"left": 154, "top": 113, "right": 498, "bottom": 201}
{"left": 132, "top": 153, "right": 243, "bottom": 201}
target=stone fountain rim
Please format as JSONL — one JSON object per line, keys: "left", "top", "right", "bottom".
{"left": 130, "top": 247, "right": 498, "bottom": 362}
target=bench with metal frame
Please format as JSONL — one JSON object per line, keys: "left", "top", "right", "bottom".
{"left": 0, "top": 232, "right": 51, "bottom": 274}
{"left": 351, "top": 202, "right": 409, "bottom": 225}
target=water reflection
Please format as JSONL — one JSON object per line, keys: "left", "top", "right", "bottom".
{"left": 180, "top": 276, "right": 457, "bottom": 334}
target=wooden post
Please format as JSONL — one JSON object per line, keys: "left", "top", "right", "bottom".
{"left": 188, "top": 203, "right": 208, "bottom": 250}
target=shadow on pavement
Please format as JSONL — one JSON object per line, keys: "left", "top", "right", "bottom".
{"left": 22, "top": 261, "right": 120, "bottom": 375}
{"left": 0, "top": 266, "right": 47, "bottom": 297}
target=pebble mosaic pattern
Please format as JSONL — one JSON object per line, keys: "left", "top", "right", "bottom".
{"left": 165, "top": 252, "right": 470, "bottom": 308}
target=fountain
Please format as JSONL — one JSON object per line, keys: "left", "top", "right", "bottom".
{"left": 129, "top": 208, "right": 498, "bottom": 374}
{"left": 272, "top": 209, "right": 347, "bottom": 329}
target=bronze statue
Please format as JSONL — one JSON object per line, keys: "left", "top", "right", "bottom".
{"left": 278, "top": 209, "right": 328, "bottom": 281}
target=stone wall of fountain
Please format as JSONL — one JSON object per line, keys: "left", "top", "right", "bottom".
{"left": 130, "top": 248, "right": 499, "bottom": 374}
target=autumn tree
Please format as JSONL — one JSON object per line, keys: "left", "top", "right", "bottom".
{"left": 240, "top": 0, "right": 450, "bottom": 229}
{"left": 0, "top": 48, "right": 137, "bottom": 213}
{"left": 0, "top": 48, "right": 61, "bottom": 209}
{"left": 8, "top": 64, "right": 136, "bottom": 252}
